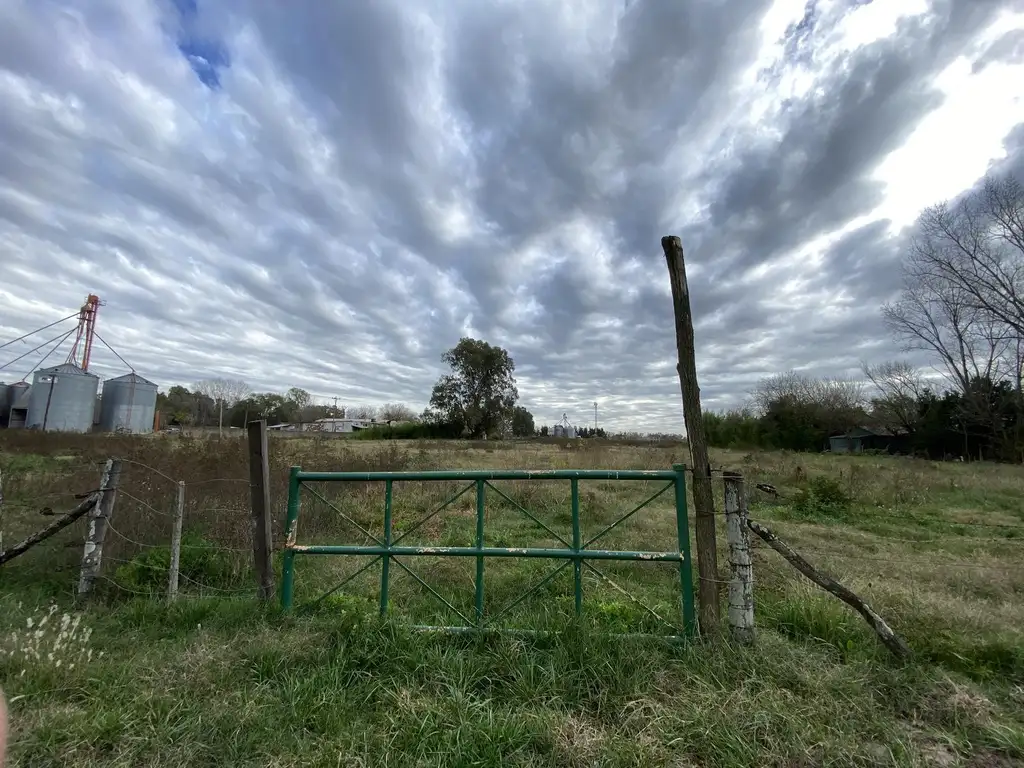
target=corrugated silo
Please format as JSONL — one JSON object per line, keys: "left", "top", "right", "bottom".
{"left": 553, "top": 424, "right": 565, "bottom": 438}
{"left": 566, "top": 425, "right": 578, "bottom": 439}
{"left": 100, "top": 372, "right": 158, "bottom": 433}
{"left": 26, "top": 364, "right": 99, "bottom": 432}
{"left": 7, "top": 382, "right": 31, "bottom": 428}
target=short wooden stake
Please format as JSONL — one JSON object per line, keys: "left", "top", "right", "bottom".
{"left": 168, "top": 480, "right": 185, "bottom": 601}
{"left": 723, "top": 472, "right": 754, "bottom": 644}
{"left": 78, "top": 458, "right": 122, "bottom": 597}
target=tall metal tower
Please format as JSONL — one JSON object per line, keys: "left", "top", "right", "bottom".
{"left": 66, "top": 294, "right": 102, "bottom": 371}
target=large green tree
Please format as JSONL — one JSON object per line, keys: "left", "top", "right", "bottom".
{"left": 427, "top": 338, "right": 518, "bottom": 438}
{"left": 511, "top": 406, "right": 535, "bottom": 437}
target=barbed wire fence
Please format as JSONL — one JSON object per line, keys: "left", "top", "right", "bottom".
{"left": 0, "top": 455, "right": 265, "bottom": 601}
{"left": 100, "top": 459, "right": 258, "bottom": 600}
{"left": 1, "top": 440, "right": 1021, "bottom": 652}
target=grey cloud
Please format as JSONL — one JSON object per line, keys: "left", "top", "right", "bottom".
{"left": 973, "top": 29, "right": 1024, "bottom": 71}
{"left": 0, "top": 0, "right": 1021, "bottom": 431}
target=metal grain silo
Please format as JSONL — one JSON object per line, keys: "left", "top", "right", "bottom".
{"left": 100, "top": 372, "right": 158, "bottom": 433}
{"left": 26, "top": 364, "right": 99, "bottom": 432}
{"left": 7, "top": 382, "right": 31, "bottom": 428}
{"left": 553, "top": 424, "right": 565, "bottom": 438}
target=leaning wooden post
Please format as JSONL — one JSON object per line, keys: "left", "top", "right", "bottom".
{"left": 1, "top": 494, "right": 99, "bottom": 566}
{"left": 662, "top": 235, "right": 720, "bottom": 632}
{"left": 248, "top": 419, "right": 275, "bottom": 600}
{"left": 78, "top": 458, "right": 122, "bottom": 597}
{"left": 747, "top": 520, "right": 911, "bottom": 659}
{"left": 167, "top": 480, "right": 185, "bottom": 601}
{"left": 723, "top": 471, "right": 754, "bottom": 644}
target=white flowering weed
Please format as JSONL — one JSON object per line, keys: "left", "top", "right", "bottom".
{"left": 0, "top": 603, "right": 101, "bottom": 678}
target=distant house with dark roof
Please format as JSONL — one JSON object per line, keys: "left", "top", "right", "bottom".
{"left": 829, "top": 426, "right": 910, "bottom": 454}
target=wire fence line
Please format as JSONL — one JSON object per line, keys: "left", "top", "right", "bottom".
{"left": 2, "top": 453, "right": 1021, "bottom": 613}
{"left": 0, "top": 455, "right": 260, "bottom": 599}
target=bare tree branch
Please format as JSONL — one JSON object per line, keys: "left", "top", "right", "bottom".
{"left": 195, "top": 378, "right": 251, "bottom": 435}
{"left": 862, "top": 360, "right": 923, "bottom": 433}
{"left": 909, "top": 176, "right": 1024, "bottom": 339}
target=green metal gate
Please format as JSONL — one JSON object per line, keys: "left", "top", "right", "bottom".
{"left": 280, "top": 465, "right": 695, "bottom": 636}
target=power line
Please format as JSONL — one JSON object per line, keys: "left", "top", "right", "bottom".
{"left": 93, "top": 330, "right": 135, "bottom": 372}
{"left": 0, "top": 327, "right": 78, "bottom": 375}
{"left": 0, "top": 314, "right": 78, "bottom": 352}
{"left": 18, "top": 329, "right": 76, "bottom": 382}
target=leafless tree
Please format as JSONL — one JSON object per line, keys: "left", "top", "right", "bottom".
{"left": 812, "top": 376, "right": 866, "bottom": 416}
{"left": 752, "top": 372, "right": 863, "bottom": 416}
{"left": 882, "top": 177, "right": 1024, "bottom": 456}
{"left": 749, "top": 372, "right": 812, "bottom": 416}
{"left": 347, "top": 405, "right": 378, "bottom": 420}
{"left": 895, "top": 174, "right": 1024, "bottom": 356}
{"left": 861, "top": 360, "right": 924, "bottom": 433}
{"left": 194, "top": 377, "right": 250, "bottom": 436}
{"left": 750, "top": 371, "right": 864, "bottom": 437}
{"left": 882, "top": 254, "right": 1010, "bottom": 396}
{"left": 378, "top": 403, "right": 417, "bottom": 423}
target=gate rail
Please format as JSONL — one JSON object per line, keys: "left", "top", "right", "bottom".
{"left": 280, "top": 465, "right": 695, "bottom": 636}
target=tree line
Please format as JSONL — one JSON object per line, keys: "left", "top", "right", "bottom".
{"left": 157, "top": 381, "right": 419, "bottom": 431}
{"left": 157, "top": 337, "right": 544, "bottom": 439}
{"left": 705, "top": 174, "right": 1024, "bottom": 463}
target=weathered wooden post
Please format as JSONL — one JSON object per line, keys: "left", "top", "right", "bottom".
{"left": 248, "top": 419, "right": 275, "bottom": 600}
{"left": 78, "top": 458, "right": 122, "bottom": 597}
{"left": 747, "top": 520, "right": 911, "bottom": 659}
{"left": 661, "top": 235, "right": 720, "bottom": 632}
{"left": 0, "top": 496, "right": 99, "bottom": 566}
{"left": 167, "top": 480, "right": 185, "bottom": 601}
{"left": 723, "top": 471, "right": 754, "bottom": 644}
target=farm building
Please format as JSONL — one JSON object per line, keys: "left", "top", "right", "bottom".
{"left": 268, "top": 418, "right": 381, "bottom": 433}
{"left": 829, "top": 426, "right": 909, "bottom": 454}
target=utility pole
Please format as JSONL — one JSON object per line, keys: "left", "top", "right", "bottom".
{"left": 594, "top": 401, "right": 598, "bottom": 432}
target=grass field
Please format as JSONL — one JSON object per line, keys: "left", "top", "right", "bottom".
{"left": 1, "top": 431, "right": 1023, "bottom": 767}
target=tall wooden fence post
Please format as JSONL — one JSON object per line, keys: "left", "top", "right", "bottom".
{"left": 723, "top": 471, "right": 754, "bottom": 644}
{"left": 661, "top": 234, "right": 720, "bottom": 633}
{"left": 248, "top": 419, "right": 275, "bottom": 600}
{"left": 167, "top": 480, "right": 185, "bottom": 601}
{"left": 78, "top": 458, "right": 122, "bottom": 597}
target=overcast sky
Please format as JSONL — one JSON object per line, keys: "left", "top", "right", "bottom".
{"left": 1, "top": 0, "right": 1023, "bottom": 432}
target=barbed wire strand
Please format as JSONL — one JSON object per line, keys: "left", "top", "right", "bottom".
{"left": 116, "top": 459, "right": 180, "bottom": 486}
{"left": 102, "top": 556, "right": 256, "bottom": 595}
{"left": 105, "top": 521, "right": 252, "bottom": 553}
{"left": 185, "top": 478, "right": 251, "bottom": 487}
{"left": 115, "top": 489, "right": 177, "bottom": 519}
{"left": 748, "top": 547, "right": 1024, "bottom": 574}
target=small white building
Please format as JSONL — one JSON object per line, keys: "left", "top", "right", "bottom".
{"left": 267, "top": 417, "right": 411, "bottom": 434}
{"left": 304, "top": 417, "right": 379, "bottom": 433}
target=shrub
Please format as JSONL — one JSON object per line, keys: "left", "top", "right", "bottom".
{"left": 790, "top": 475, "right": 853, "bottom": 520}
{"left": 113, "top": 533, "right": 246, "bottom": 594}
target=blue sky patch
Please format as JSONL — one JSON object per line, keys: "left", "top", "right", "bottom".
{"left": 172, "top": 0, "right": 229, "bottom": 89}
